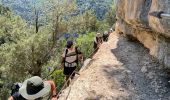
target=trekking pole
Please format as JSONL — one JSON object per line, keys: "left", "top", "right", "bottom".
{"left": 56, "top": 69, "right": 76, "bottom": 98}
{"left": 149, "top": 11, "right": 170, "bottom": 19}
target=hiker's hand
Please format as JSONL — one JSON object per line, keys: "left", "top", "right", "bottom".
{"left": 51, "top": 97, "right": 57, "bottom": 100}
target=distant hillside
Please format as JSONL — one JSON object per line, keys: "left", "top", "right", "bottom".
{"left": 76, "top": 0, "right": 113, "bottom": 19}
{"left": 1, "top": 0, "right": 45, "bottom": 22}
{"left": 1, "top": 0, "right": 114, "bottom": 21}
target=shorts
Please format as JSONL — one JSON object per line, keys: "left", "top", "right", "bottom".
{"left": 64, "top": 66, "right": 76, "bottom": 76}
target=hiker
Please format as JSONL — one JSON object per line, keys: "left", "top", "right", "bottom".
{"left": 93, "top": 33, "right": 103, "bottom": 51}
{"left": 61, "top": 40, "right": 83, "bottom": 84}
{"left": 8, "top": 76, "right": 57, "bottom": 100}
{"left": 109, "top": 28, "right": 113, "bottom": 35}
{"left": 103, "top": 31, "right": 109, "bottom": 42}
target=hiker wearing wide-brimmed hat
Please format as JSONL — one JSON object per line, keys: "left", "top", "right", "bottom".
{"left": 8, "top": 76, "right": 57, "bottom": 100}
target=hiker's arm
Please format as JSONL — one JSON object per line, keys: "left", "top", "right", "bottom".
{"left": 61, "top": 49, "right": 66, "bottom": 68}
{"left": 8, "top": 97, "right": 14, "bottom": 100}
{"left": 8, "top": 93, "right": 19, "bottom": 100}
{"left": 79, "top": 54, "right": 84, "bottom": 61}
{"left": 77, "top": 47, "right": 84, "bottom": 61}
{"left": 46, "top": 81, "right": 57, "bottom": 100}
{"left": 61, "top": 50, "right": 65, "bottom": 68}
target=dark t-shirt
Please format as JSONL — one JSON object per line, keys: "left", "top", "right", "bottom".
{"left": 12, "top": 93, "right": 26, "bottom": 100}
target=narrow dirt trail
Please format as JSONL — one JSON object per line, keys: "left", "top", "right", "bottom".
{"left": 59, "top": 32, "right": 170, "bottom": 100}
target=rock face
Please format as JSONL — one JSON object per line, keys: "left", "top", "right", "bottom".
{"left": 115, "top": 0, "right": 170, "bottom": 68}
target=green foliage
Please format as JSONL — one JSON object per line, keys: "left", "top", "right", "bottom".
{"left": 0, "top": 0, "right": 116, "bottom": 99}
{"left": 1, "top": 0, "right": 46, "bottom": 22}
{"left": 52, "top": 69, "right": 65, "bottom": 91}
{"left": 0, "top": 5, "right": 10, "bottom": 15}
{"left": 0, "top": 4, "right": 54, "bottom": 98}
{"left": 68, "top": 10, "right": 98, "bottom": 33}
{"left": 76, "top": 32, "right": 96, "bottom": 58}
{"left": 96, "top": 20, "right": 110, "bottom": 32}
{"left": 105, "top": 3, "right": 116, "bottom": 27}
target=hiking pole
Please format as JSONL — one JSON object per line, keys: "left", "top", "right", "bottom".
{"left": 56, "top": 69, "right": 76, "bottom": 98}
{"left": 149, "top": 11, "right": 170, "bottom": 19}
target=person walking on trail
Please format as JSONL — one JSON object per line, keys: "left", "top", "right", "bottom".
{"left": 109, "top": 28, "right": 113, "bottom": 35}
{"left": 93, "top": 33, "right": 103, "bottom": 52}
{"left": 103, "top": 31, "right": 109, "bottom": 42}
{"left": 8, "top": 76, "right": 57, "bottom": 100}
{"left": 61, "top": 40, "right": 83, "bottom": 84}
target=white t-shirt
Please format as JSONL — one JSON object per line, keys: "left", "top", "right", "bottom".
{"left": 62, "top": 47, "right": 77, "bottom": 63}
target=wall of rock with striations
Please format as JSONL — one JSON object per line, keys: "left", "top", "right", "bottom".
{"left": 115, "top": 0, "right": 170, "bottom": 68}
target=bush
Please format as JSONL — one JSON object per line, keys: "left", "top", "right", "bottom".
{"left": 76, "top": 32, "right": 96, "bottom": 58}
{"left": 52, "top": 69, "right": 65, "bottom": 91}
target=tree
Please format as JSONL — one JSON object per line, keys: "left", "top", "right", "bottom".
{"left": 67, "top": 10, "right": 98, "bottom": 33}
{"left": 44, "top": 0, "right": 77, "bottom": 46}
{"left": 105, "top": 3, "right": 116, "bottom": 27}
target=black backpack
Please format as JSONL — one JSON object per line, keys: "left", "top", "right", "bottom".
{"left": 93, "top": 37, "right": 99, "bottom": 49}
{"left": 11, "top": 83, "right": 22, "bottom": 96}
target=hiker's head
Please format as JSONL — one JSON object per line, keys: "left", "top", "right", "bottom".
{"left": 110, "top": 28, "right": 113, "bottom": 32}
{"left": 66, "top": 40, "right": 73, "bottom": 49}
{"left": 19, "top": 76, "right": 51, "bottom": 100}
{"left": 104, "top": 31, "right": 108, "bottom": 35}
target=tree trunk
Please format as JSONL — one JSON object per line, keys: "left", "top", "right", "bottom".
{"left": 35, "top": 8, "right": 39, "bottom": 33}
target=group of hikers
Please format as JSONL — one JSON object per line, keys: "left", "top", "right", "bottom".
{"left": 8, "top": 28, "right": 113, "bottom": 100}
{"left": 93, "top": 29, "right": 113, "bottom": 52}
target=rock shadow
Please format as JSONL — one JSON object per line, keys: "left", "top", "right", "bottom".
{"left": 104, "top": 36, "right": 170, "bottom": 100}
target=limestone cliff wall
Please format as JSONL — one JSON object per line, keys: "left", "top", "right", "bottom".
{"left": 115, "top": 0, "right": 170, "bottom": 68}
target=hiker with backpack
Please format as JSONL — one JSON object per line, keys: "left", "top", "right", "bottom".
{"left": 93, "top": 33, "right": 103, "bottom": 52}
{"left": 103, "top": 31, "right": 109, "bottom": 42}
{"left": 108, "top": 28, "right": 114, "bottom": 35}
{"left": 61, "top": 40, "right": 83, "bottom": 85}
{"left": 8, "top": 76, "right": 57, "bottom": 100}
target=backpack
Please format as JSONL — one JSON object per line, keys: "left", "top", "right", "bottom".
{"left": 93, "top": 37, "right": 102, "bottom": 49}
{"left": 64, "top": 47, "right": 79, "bottom": 67}
{"left": 11, "top": 83, "right": 22, "bottom": 96}
{"left": 93, "top": 37, "right": 98, "bottom": 49}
